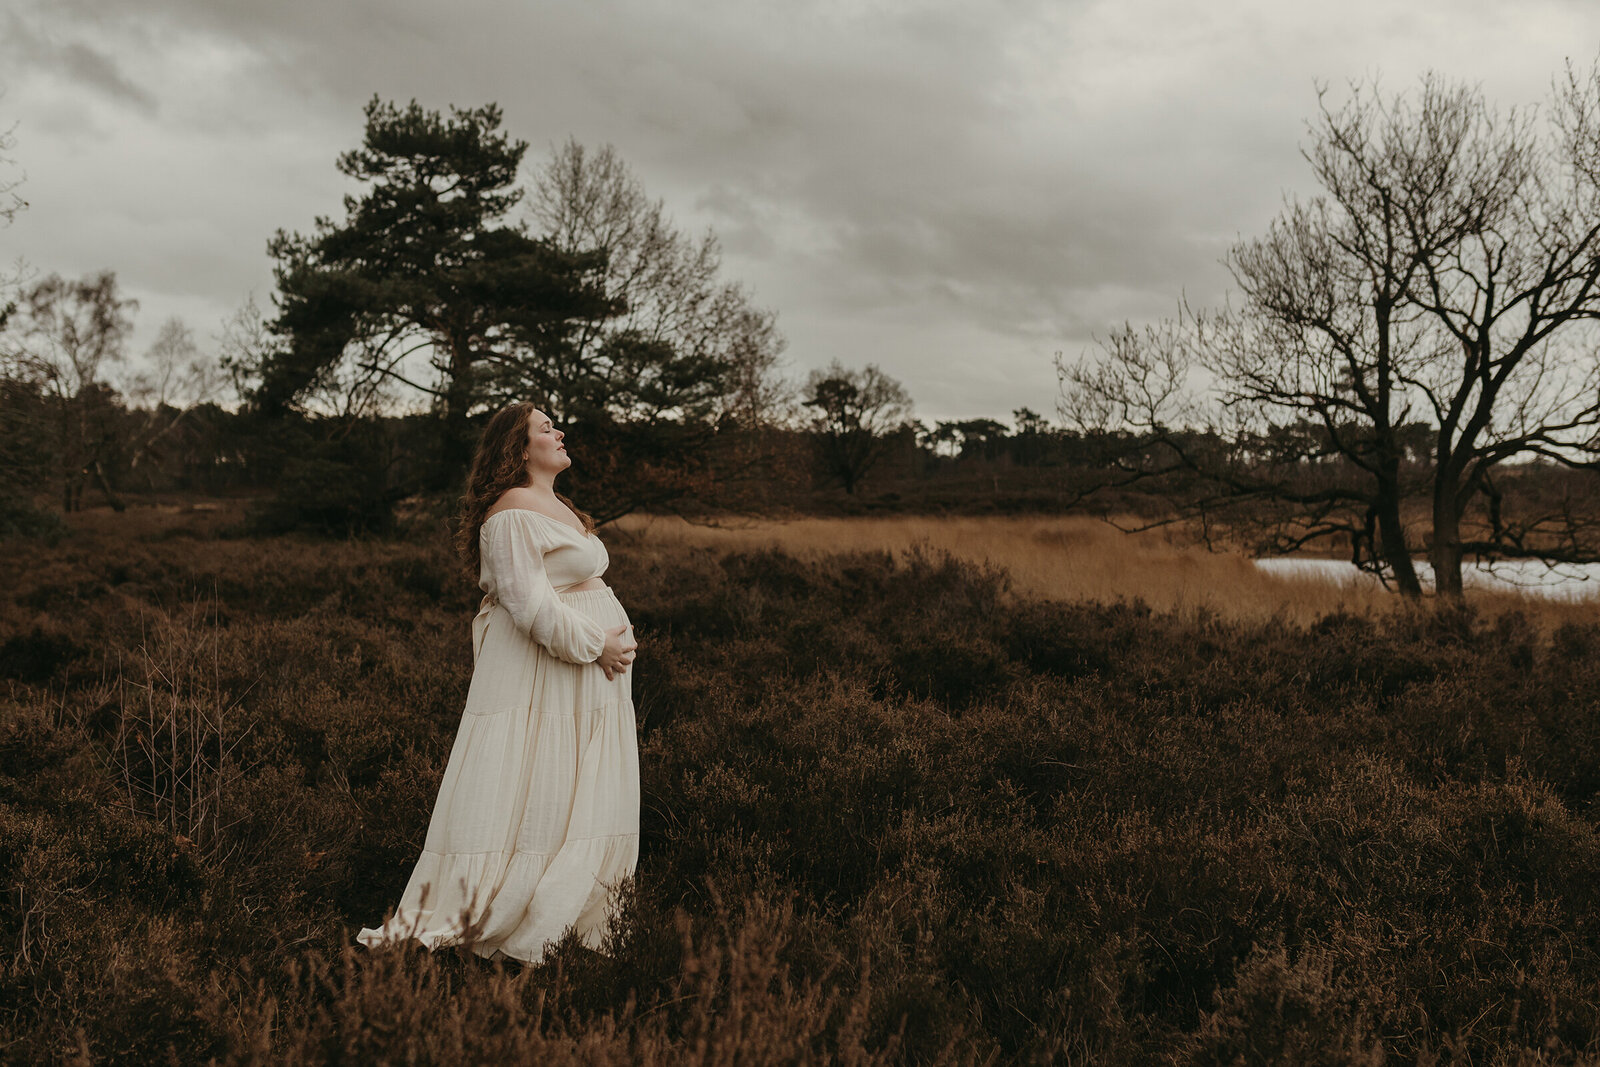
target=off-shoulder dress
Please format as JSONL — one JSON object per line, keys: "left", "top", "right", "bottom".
{"left": 356, "top": 508, "right": 639, "bottom": 962}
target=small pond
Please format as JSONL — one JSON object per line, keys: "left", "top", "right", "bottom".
{"left": 1254, "top": 557, "right": 1600, "bottom": 600}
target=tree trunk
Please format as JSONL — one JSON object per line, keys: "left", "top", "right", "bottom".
{"left": 442, "top": 403, "right": 472, "bottom": 481}
{"left": 837, "top": 451, "right": 859, "bottom": 494}
{"left": 1430, "top": 489, "right": 1465, "bottom": 598}
{"left": 90, "top": 459, "right": 126, "bottom": 512}
{"left": 441, "top": 338, "right": 477, "bottom": 484}
{"left": 58, "top": 398, "right": 75, "bottom": 513}
{"left": 1374, "top": 471, "right": 1423, "bottom": 596}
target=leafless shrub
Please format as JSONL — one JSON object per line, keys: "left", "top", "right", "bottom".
{"left": 106, "top": 594, "right": 259, "bottom": 858}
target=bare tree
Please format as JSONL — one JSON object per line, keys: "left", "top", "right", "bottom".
{"left": 217, "top": 296, "right": 272, "bottom": 410}
{"left": 720, "top": 303, "right": 795, "bottom": 429}
{"left": 0, "top": 111, "right": 25, "bottom": 233}
{"left": 1061, "top": 71, "right": 1600, "bottom": 597}
{"left": 802, "top": 361, "right": 913, "bottom": 494}
{"left": 0, "top": 105, "right": 38, "bottom": 510}
{"left": 519, "top": 139, "right": 796, "bottom": 520}
{"left": 0, "top": 113, "right": 25, "bottom": 318}
{"left": 9, "top": 273, "right": 133, "bottom": 395}
{"left": 1, "top": 271, "right": 137, "bottom": 510}
{"left": 221, "top": 293, "right": 399, "bottom": 421}
{"left": 121, "top": 316, "right": 228, "bottom": 484}
{"left": 126, "top": 318, "right": 222, "bottom": 410}
{"left": 522, "top": 139, "right": 788, "bottom": 425}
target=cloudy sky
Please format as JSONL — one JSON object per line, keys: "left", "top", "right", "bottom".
{"left": 3, "top": 0, "right": 1596, "bottom": 421}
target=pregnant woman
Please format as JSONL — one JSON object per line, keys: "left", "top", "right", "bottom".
{"left": 357, "top": 402, "right": 640, "bottom": 963}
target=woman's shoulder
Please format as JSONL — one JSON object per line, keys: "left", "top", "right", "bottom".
{"left": 485, "top": 486, "right": 544, "bottom": 520}
{"left": 484, "top": 487, "right": 587, "bottom": 535}
{"left": 481, "top": 489, "right": 546, "bottom": 546}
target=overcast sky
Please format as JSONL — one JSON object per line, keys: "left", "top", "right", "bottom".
{"left": 3, "top": 0, "right": 1597, "bottom": 422}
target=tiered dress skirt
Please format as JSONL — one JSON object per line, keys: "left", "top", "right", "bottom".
{"left": 357, "top": 585, "right": 639, "bottom": 962}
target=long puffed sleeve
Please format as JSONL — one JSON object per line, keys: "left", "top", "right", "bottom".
{"left": 481, "top": 515, "right": 608, "bottom": 663}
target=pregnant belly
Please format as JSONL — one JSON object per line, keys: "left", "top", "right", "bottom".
{"left": 562, "top": 577, "right": 607, "bottom": 593}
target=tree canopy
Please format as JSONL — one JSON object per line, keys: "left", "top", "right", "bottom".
{"left": 255, "top": 101, "right": 791, "bottom": 516}
{"left": 260, "top": 97, "right": 618, "bottom": 475}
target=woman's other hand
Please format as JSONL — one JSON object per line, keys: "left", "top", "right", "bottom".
{"left": 597, "top": 624, "right": 638, "bottom": 680}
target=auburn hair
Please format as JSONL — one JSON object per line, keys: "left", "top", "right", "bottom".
{"left": 454, "top": 402, "right": 596, "bottom": 580}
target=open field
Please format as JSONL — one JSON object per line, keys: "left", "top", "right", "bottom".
{"left": 3, "top": 502, "right": 1599, "bottom": 1062}
{"left": 619, "top": 512, "right": 1600, "bottom": 628}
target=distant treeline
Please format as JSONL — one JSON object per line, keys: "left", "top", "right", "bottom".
{"left": 3, "top": 365, "right": 1593, "bottom": 559}
{"left": 0, "top": 382, "right": 1139, "bottom": 529}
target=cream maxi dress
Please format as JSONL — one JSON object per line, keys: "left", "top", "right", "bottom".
{"left": 356, "top": 508, "right": 639, "bottom": 963}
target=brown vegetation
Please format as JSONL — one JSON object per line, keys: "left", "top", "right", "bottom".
{"left": 2, "top": 503, "right": 1599, "bottom": 1062}
{"left": 620, "top": 512, "right": 1600, "bottom": 628}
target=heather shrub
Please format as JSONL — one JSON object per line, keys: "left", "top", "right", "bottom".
{"left": 1, "top": 505, "right": 1599, "bottom": 1062}
{"left": 205, "top": 892, "right": 916, "bottom": 1067}
{"left": 0, "top": 495, "right": 68, "bottom": 544}
{"left": 0, "top": 625, "right": 83, "bottom": 684}
{"left": 1188, "top": 940, "right": 1386, "bottom": 1066}
{"left": 244, "top": 429, "right": 401, "bottom": 539}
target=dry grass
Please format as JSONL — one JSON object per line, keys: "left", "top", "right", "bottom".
{"left": 59, "top": 499, "right": 1600, "bottom": 627}
{"left": 616, "top": 512, "right": 1599, "bottom": 628}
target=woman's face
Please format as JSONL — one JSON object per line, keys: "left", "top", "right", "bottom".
{"left": 524, "top": 409, "right": 571, "bottom": 477}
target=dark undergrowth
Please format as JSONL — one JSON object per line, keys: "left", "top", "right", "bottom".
{"left": 2, "top": 507, "right": 1599, "bottom": 1063}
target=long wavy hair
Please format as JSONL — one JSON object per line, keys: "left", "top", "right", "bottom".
{"left": 454, "top": 401, "right": 596, "bottom": 579}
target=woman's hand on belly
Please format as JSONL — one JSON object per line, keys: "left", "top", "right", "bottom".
{"left": 596, "top": 624, "right": 638, "bottom": 680}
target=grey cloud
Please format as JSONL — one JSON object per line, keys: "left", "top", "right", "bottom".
{"left": 2, "top": 10, "right": 157, "bottom": 114}
{"left": 6, "top": 0, "right": 1594, "bottom": 418}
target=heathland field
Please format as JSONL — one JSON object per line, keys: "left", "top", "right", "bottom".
{"left": 3, "top": 503, "right": 1600, "bottom": 1063}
